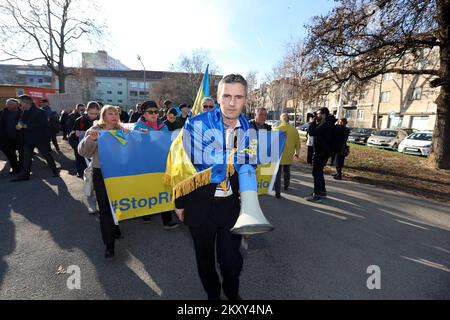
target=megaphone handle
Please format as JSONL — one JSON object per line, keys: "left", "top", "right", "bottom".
{"left": 241, "top": 235, "right": 249, "bottom": 251}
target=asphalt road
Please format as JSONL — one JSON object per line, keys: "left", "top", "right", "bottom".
{"left": 0, "top": 137, "right": 449, "bottom": 300}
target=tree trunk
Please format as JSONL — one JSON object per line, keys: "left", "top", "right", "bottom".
{"left": 58, "top": 71, "right": 66, "bottom": 93}
{"left": 431, "top": 0, "right": 450, "bottom": 169}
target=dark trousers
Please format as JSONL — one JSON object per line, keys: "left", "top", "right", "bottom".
{"left": 274, "top": 165, "right": 291, "bottom": 194}
{"left": 189, "top": 196, "right": 243, "bottom": 300}
{"left": 333, "top": 154, "right": 345, "bottom": 176}
{"left": 93, "top": 168, "right": 120, "bottom": 249}
{"left": 307, "top": 146, "right": 314, "bottom": 164}
{"left": 161, "top": 211, "right": 173, "bottom": 225}
{"left": 20, "top": 143, "right": 57, "bottom": 177}
{"left": 50, "top": 133, "right": 59, "bottom": 151}
{"left": 312, "top": 154, "right": 328, "bottom": 195}
{"left": 69, "top": 137, "right": 87, "bottom": 176}
{"left": 0, "top": 144, "right": 21, "bottom": 173}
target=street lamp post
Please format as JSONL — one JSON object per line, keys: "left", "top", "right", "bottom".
{"left": 137, "top": 55, "right": 146, "bottom": 104}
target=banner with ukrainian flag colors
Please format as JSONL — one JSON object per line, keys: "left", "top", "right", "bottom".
{"left": 98, "top": 127, "right": 285, "bottom": 222}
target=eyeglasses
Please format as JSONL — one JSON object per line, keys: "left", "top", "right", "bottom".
{"left": 145, "top": 110, "right": 159, "bottom": 115}
{"left": 203, "top": 105, "right": 215, "bottom": 109}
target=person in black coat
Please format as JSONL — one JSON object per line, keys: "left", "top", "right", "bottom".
{"left": 70, "top": 101, "right": 100, "bottom": 178}
{"left": 306, "top": 107, "right": 336, "bottom": 201}
{"left": 174, "top": 74, "right": 249, "bottom": 301}
{"left": 129, "top": 104, "right": 143, "bottom": 123}
{"left": 163, "top": 107, "right": 182, "bottom": 131}
{"left": 10, "top": 95, "right": 58, "bottom": 182}
{"left": 332, "top": 118, "right": 351, "bottom": 180}
{"left": 39, "top": 99, "right": 60, "bottom": 152}
{"left": 59, "top": 110, "right": 69, "bottom": 140}
{"left": 66, "top": 104, "right": 86, "bottom": 138}
{"left": 249, "top": 107, "right": 272, "bottom": 131}
{"left": 118, "top": 106, "right": 130, "bottom": 123}
{"left": 0, "top": 98, "right": 22, "bottom": 174}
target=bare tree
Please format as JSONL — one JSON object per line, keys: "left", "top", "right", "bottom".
{"left": 281, "top": 38, "right": 313, "bottom": 123}
{"left": 0, "top": 0, "right": 105, "bottom": 93}
{"left": 264, "top": 66, "right": 289, "bottom": 118}
{"left": 303, "top": 0, "right": 449, "bottom": 169}
{"left": 245, "top": 70, "right": 259, "bottom": 116}
{"left": 171, "top": 49, "right": 219, "bottom": 104}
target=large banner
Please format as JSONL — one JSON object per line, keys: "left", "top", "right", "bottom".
{"left": 98, "top": 130, "right": 283, "bottom": 222}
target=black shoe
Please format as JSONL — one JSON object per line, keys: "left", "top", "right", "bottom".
{"left": 227, "top": 294, "right": 242, "bottom": 301}
{"left": 306, "top": 194, "right": 322, "bottom": 202}
{"left": 284, "top": 186, "right": 289, "bottom": 191}
{"left": 142, "top": 216, "right": 152, "bottom": 223}
{"left": 10, "top": 176, "right": 30, "bottom": 182}
{"left": 105, "top": 244, "right": 115, "bottom": 258}
{"left": 319, "top": 192, "right": 328, "bottom": 198}
{"left": 114, "top": 231, "right": 123, "bottom": 239}
{"left": 333, "top": 175, "right": 342, "bottom": 180}
{"left": 105, "top": 249, "right": 115, "bottom": 259}
{"left": 208, "top": 296, "right": 221, "bottom": 301}
{"left": 331, "top": 173, "right": 338, "bottom": 177}
{"left": 275, "top": 193, "right": 281, "bottom": 199}
{"left": 52, "top": 171, "right": 60, "bottom": 177}
{"left": 163, "top": 221, "right": 180, "bottom": 230}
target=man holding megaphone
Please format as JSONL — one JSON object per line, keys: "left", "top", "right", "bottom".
{"left": 174, "top": 74, "right": 255, "bottom": 301}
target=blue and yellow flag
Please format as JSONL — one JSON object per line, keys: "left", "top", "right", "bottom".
{"left": 97, "top": 121, "right": 285, "bottom": 222}
{"left": 190, "top": 65, "right": 210, "bottom": 116}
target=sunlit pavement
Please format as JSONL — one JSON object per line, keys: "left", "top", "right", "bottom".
{"left": 0, "top": 138, "right": 449, "bottom": 299}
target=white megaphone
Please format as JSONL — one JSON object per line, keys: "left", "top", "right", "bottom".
{"left": 230, "top": 164, "right": 274, "bottom": 235}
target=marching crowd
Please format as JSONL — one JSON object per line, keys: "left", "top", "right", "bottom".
{"left": 0, "top": 74, "right": 350, "bottom": 300}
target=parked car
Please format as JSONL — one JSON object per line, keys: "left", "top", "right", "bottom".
{"left": 266, "top": 120, "right": 280, "bottom": 128}
{"left": 297, "top": 123, "right": 310, "bottom": 132}
{"left": 367, "top": 129, "right": 408, "bottom": 150}
{"left": 348, "top": 128, "right": 376, "bottom": 144}
{"left": 398, "top": 131, "right": 433, "bottom": 156}
{"left": 399, "top": 128, "right": 418, "bottom": 136}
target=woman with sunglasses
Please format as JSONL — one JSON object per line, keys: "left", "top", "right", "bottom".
{"left": 133, "top": 100, "right": 168, "bottom": 132}
{"left": 201, "top": 97, "right": 216, "bottom": 113}
{"left": 133, "top": 100, "right": 180, "bottom": 230}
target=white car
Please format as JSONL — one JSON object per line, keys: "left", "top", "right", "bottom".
{"left": 367, "top": 129, "right": 408, "bottom": 150}
{"left": 398, "top": 131, "right": 433, "bottom": 156}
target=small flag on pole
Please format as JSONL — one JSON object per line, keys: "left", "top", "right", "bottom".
{"left": 191, "top": 65, "right": 210, "bottom": 116}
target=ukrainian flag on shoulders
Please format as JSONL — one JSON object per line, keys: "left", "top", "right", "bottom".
{"left": 164, "top": 107, "right": 287, "bottom": 200}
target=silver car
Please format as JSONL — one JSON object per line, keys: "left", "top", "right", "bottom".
{"left": 367, "top": 129, "right": 409, "bottom": 150}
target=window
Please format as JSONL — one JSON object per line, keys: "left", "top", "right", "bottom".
{"left": 347, "top": 92, "right": 353, "bottom": 101}
{"left": 357, "top": 109, "right": 364, "bottom": 120}
{"left": 107, "top": 99, "right": 112, "bottom": 103}
{"left": 139, "top": 91, "right": 148, "bottom": 96}
{"left": 117, "top": 91, "right": 123, "bottom": 95}
{"left": 380, "top": 91, "right": 390, "bottom": 103}
{"left": 416, "top": 60, "right": 427, "bottom": 70}
{"left": 130, "top": 91, "right": 138, "bottom": 96}
{"left": 118, "top": 83, "right": 123, "bottom": 87}
{"left": 29, "top": 78, "right": 34, "bottom": 83}
{"left": 359, "top": 91, "right": 368, "bottom": 100}
{"left": 411, "top": 87, "right": 422, "bottom": 100}
{"left": 118, "top": 100, "right": 123, "bottom": 103}
{"left": 107, "top": 90, "right": 112, "bottom": 95}
{"left": 345, "top": 110, "right": 353, "bottom": 119}
{"left": 38, "top": 78, "right": 43, "bottom": 83}
{"left": 383, "top": 73, "right": 393, "bottom": 81}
